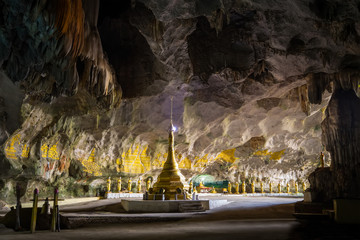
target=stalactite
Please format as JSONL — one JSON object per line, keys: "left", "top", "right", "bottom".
{"left": 30, "top": 0, "right": 47, "bottom": 21}
{"left": 307, "top": 72, "right": 332, "bottom": 104}
{"left": 336, "top": 71, "right": 360, "bottom": 97}
{"left": 51, "top": 0, "right": 85, "bottom": 58}
{"left": 152, "top": 19, "right": 163, "bottom": 42}
{"left": 307, "top": 69, "right": 360, "bottom": 105}
{"left": 207, "top": 8, "right": 228, "bottom": 36}
{"left": 253, "top": 60, "right": 266, "bottom": 78}
{"left": 297, "top": 85, "right": 310, "bottom": 116}
{"left": 79, "top": 0, "right": 119, "bottom": 99}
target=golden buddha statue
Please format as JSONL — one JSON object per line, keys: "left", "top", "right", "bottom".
{"left": 117, "top": 178, "right": 121, "bottom": 193}
{"left": 137, "top": 179, "right": 141, "bottom": 193}
{"left": 146, "top": 178, "right": 151, "bottom": 191}
{"left": 227, "top": 182, "right": 232, "bottom": 194}
{"left": 106, "top": 177, "right": 111, "bottom": 193}
{"left": 197, "top": 181, "right": 204, "bottom": 192}
{"left": 128, "top": 179, "right": 132, "bottom": 193}
{"left": 251, "top": 182, "right": 255, "bottom": 193}
{"left": 302, "top": 182, "right": 306, "bottom": 192}
{"left": 235, "top": 182, "right": 240, "bottom": 194}
{"left": 242, "top": 182, "right": 246, "bottom": 194}
{"left": 286, "top": 183, "right": 290, "bottom": 194}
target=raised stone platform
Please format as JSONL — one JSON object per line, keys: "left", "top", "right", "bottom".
{"left": 105, "top": 192, "right": 304, "bottom": 199}
{"left": 105, "top": 193, "right": 143, "bottom": 199}
{"left": 121, "top": 200, "right": 210, "bottom": 213}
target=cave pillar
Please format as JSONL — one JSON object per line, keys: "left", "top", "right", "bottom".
{"left": 309, "top": 87, "right": 360, "bottom": 202}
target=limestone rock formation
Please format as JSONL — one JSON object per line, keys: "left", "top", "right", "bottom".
{"left": 0, "top": 0, "right": 359, "bottom": 202}
{"left": 309, "top": 86, "right": 360, "bottom": 202}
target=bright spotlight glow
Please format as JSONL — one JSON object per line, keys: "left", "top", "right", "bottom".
{"left": 172, "top": 125, "right": 178, "bottom": 132}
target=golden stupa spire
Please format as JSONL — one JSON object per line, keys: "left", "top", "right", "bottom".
{"left": 164, "top": 97, "right": 178, "bottom": 170}
{"left": 170, "top": 96, "right": 173, "bottom": 128}
{"left": 151, "top": 97, "right": 187, "bottom": 200}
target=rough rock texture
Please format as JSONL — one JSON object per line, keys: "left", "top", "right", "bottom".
{"left": 0, "top": 0, "right": 359, "bottom": 202}
{"left": 0, "top": 72, "right": 23, "bottom": 145}
{"left": 323, "top": 88, "right": 360, "bottom": 199}
{"left": 309, "top": 86, "right": 360, "bottom": 202}
{"left": 0, "top": 0, "right": 121, "bottom": 106}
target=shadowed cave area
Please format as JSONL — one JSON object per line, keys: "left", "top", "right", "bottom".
{"left": 188, "top": 13, "right": 256, "bottom": 81}
{"left": 98, "top": 0, "right": 163, "bottom": 98}
{"left": 0, "top": 0, "right": 360, "bottom": 238}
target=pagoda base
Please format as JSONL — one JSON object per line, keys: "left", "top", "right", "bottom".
{"left": 146, "top": 193, "right": 188, "bottom": 201}
{"left": 121, "top": 199, "right": 209, "bottom": 213}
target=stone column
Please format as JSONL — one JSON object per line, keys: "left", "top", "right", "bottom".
{"left": 309, "top": 88, "right": 360, "bottom": 201}
{"left": 322, "top": 88, "right": 360, "bottom": 199}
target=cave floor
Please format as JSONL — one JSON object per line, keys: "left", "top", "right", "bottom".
{"left": 1, "top": 196, "right": 360, "bottom": 240}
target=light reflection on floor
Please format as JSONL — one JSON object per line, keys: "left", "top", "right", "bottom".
{"left": 1, "top": 196, "right": 359, "bottom": 240}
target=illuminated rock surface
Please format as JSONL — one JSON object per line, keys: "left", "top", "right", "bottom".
{"left": 0, "top": 0, "right": 359, "bottom": 201}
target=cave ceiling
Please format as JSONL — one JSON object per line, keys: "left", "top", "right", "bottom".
{"left": 0, "top": 0, "right": 359, "bottom": 200}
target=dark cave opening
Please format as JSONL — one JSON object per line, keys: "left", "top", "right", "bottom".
{"left": 98, "top": 1, "right": 157, "bottom": 98}
{"left": 187, "top": 14, "right": 255, "bottom": 81}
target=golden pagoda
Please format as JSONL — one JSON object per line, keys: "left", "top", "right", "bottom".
{"left": 150, "top": 98, "right": 187, "bottom": 200}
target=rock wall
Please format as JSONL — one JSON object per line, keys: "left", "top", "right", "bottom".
{"left": 0, "top": 0, "right": 359, "bottom": 202}
{"left": 0, "top": 0, "right": 121, "bottom": 106}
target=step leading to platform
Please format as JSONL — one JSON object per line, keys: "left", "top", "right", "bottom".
{"left": 121, "top": 200, "right": 210, "bottom": 213}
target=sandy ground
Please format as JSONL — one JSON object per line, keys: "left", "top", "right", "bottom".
{"left": 0, "top": 196, "right": 359, "bottom": 240}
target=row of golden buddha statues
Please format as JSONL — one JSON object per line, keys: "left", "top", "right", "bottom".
{"left": 196, "top": 181, "right": 306, "bottom": 194}
{"left": 106, "top": 177, "right": 152, "bottom": 193}
{"left": 105, "top": 177, "right": 306, "bottom": 195}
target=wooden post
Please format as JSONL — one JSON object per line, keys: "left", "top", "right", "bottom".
{"left": 56, "top": 204, "right": 60, "bottom": 232}
{"left": 269, "top": 182, "right": 273, "bottom": 193}
{"left": 15, "top": 184, "right": 21, "bottom": 231}
{"left": 30, "top": 188, "right": 39, "bottom": 233}
{"left": 295, "top": 182, "right": 299, "bottom": 194}
{"left": 51, "top": 188, "right": 58, "bottom": 232}
{"left": 260, "top": 182, "right": 264, "bottom": 193}
{"left": 286, "top": 183, "right": 290, "bottom": 194}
